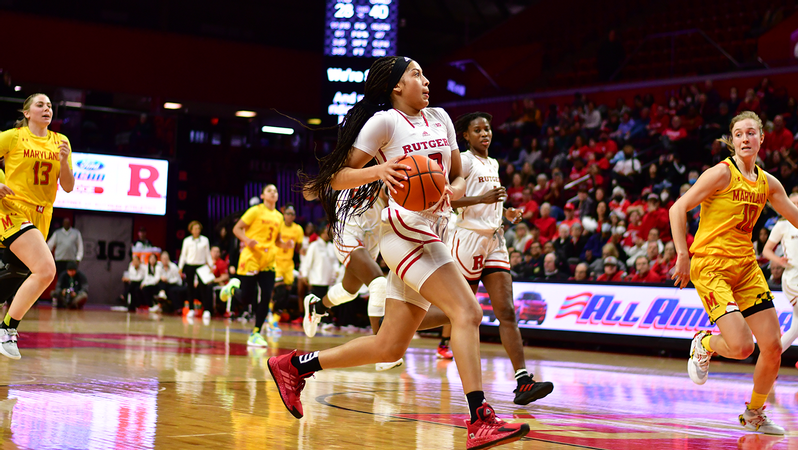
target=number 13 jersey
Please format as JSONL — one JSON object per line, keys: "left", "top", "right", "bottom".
{"left": 0, "top": 127, "right": 72, "bottom": 210}
{"left": 690, "top": 157, "right": 769, "bottom": 258}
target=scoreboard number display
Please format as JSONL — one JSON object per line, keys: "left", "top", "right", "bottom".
{"left": 325, "top": 0, "right": 398, "bottom": 57}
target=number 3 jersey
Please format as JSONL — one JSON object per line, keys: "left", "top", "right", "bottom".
{"left": 0, "top": 127, "right": 72, "bottom": 210}
{"left": 353, "top": 107, "right": 457, "bottom": 217}
{"left": 690, "top": 157, "right": 769, "bottom": 258}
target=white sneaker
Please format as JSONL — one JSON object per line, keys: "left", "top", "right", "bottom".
{"left": 0, "top": 329, "right": 20, "bottom": 360}
{"left": 740, "top": 405, "right": 785, "bottom": 435}
{"left": 149, "top": 304, "right": 161, "bottom": 313}
{"left": 220, "top": 278, "right": 240, "bottom": 301}
{"left": 688, "top": 330, "right": 711, "bottom": 385}
{"left": 157, "top": 290, "right": 168, "bottom": 300}
{"left": 202, "top": 310, "right": 211, "bottom": 320}
{"left": 303, "top": 293, "right": 328, "bottom": 338}
{"left": 375, "top": 358, "right": 404, "bottom": 371}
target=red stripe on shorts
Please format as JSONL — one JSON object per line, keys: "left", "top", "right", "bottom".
{"left": 400, "top": 251, "right": 424, "bottom": 280}
{"left": 397, "top": 246, "right": 423, "bottom": 279}
{"left": 394, "top": 210, "right": 440, "bottom": 240}
{"left": 388, "top": 209, "right": 440, "bottom": 245}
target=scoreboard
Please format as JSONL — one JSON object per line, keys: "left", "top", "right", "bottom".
{"left": 324, "top": 0, "right": 398, "bottom": 58}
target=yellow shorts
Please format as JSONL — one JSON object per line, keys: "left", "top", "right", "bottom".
{"left": 236, "top": 246, "right": 275, "bottom": 276}
{"left": 691, "top": 255, "right": 774, "bottom": 324}
{"left": 0, "top": 199, "right": 52, "bottom": 246}
{"left": 275, "top": 259, "right": 295, "bottom": 285}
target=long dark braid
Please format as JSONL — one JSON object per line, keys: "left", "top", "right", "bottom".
{"left": 301, "top": 56, "right": 398, "bottom": 239}
{"left": 453, "top": 112, "right": 493, "bottom": 150}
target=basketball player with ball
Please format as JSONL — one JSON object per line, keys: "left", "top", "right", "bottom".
{"left": 450, "top": 111, "right": 554, "bottom": 405}
{"left": 271, "top": 56, "right": 529, "bottom": 449}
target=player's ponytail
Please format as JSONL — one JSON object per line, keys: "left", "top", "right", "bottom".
{"left": 13, "top": 93, "right": 46, "bottom": 128}
{"left": 302, "top": 56, "right": 411, "bottom": 239}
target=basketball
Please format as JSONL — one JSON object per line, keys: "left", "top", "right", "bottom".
{"left": 390, "top": 154, "right": 447, "bottom": 211}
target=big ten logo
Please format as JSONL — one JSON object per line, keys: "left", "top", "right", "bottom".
{"left": 128, "top": 164, "right": 162, "bottom": 198}
{"left": 95, "top": 241, "right": 126, "bottom": 261}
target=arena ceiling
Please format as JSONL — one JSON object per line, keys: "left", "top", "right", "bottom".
{"left": 0, "top": 0, "right": 537, "bottom": 63}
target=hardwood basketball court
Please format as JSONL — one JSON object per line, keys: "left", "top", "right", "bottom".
{"left": 0, "top": 307, "right": 794, "bottom": 449}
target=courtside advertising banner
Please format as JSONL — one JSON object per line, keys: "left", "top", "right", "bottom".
{"left": 482, "top": 282, "right": 795, "bottom": 343}
{"left": 55, "top": 153, "right": 169, "bottom": 216}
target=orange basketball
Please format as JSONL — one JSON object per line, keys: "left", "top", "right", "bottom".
{"left": 390, "top": 154, "right": 447, "bottom": 211}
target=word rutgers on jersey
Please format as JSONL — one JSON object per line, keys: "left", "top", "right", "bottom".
{"left": 400, "top": 138, "right": 451, "bottom": 155}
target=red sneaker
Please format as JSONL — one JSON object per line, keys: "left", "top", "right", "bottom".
{"left": 465, "top": 403, "right": 529, "bottom": 449}
{"left": 437, "top": 344, "right": 454, "bottom": 360}
{"left": 181, "top": 306, "right": 190, "bottom": 317}
{"left": 267, "top": 350, "right": 312, "bottom": 419}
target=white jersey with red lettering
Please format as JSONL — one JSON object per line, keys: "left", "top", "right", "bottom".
{"left": 455, "top": 151, "right": 503, "bottom": 232}
{"left": 352, "top": 107, "right": 458, "bottom": 311}
{"left": 353, "top": 107, "right": 456, "bottom": 217}
{"left": 768, "top": 219, "right": 798, "bottom": 300}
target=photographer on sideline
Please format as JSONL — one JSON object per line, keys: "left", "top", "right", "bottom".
{"left": 50, "top": 262, "right": 89, "bottom": 309}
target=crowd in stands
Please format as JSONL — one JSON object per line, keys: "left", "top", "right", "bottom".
{"left": 114, "top": 75, "right": 798, "bottom": 321}
{"left": 490, "top": 77, "right": 798, "bottom": 284}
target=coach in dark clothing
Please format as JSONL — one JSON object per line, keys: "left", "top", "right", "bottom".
{"left": 51, "top": 262, "right": 88, "bottom": 309}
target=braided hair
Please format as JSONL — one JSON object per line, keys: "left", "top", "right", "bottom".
{"left": 301, "top": 56, "right": 402, "bottom": 239}
{"left": 453, "top": 112, "right": 493, "bottom": 150}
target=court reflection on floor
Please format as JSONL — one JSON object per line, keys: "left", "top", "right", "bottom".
{"left": 0, "top": 309, "right": 794, "bottom": 449}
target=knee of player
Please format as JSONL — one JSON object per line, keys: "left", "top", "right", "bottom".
{"left": 494, "top": 303, "right": 518, "bottom": 323}
{"left": 378, "top": 341, "right": 407, "bottom": 362}
{"left": 36, "top": 260, "right": 57, "bottom": 282}
{"left": 729, "top": 339, "right": 755, "bottom": 359}
{"left": 451, "top": 302, "right": 482, "bottom": 328}
{"left": 758, "top": 339, "right": 782, "bottom": 358}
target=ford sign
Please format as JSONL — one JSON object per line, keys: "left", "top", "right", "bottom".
{"left": 76, "top": 160, "right": 105, "bottom": 171}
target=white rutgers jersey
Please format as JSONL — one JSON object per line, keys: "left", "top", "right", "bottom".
{"left": 455, "top": 151, "right": 503, "bottom": 232}
{"left": 769, "top": 219, "right": 798, "bottom": 287}
{"left": 353, "top": 107, "right": 457, "bottom": 216}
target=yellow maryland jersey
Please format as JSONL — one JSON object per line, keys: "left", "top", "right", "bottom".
{"left": 690, "top": 158, "right": 769, "bottom": 258}
{"left": 0, "top": 127, "right": 72, "bottom": 209}
{"left": 276, "top": 222, "right": 303, "bottom": 262}
{"left": 240, "top": 204, "right": 284, "bottom": 266}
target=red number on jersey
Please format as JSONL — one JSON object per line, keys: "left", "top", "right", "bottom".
{"left": 32, "top": 161, "right": 53, "bottom": 186}
{"left": 428, "top": 152, "right": 446, "bottom": 176}
{"left": 736, "top": 204, "right": 758, "bottom": 233}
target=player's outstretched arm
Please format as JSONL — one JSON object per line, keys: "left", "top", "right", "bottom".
{"left": 451, "top": 187, "right": 507, "bottom": 209}
{"left": 767, "top": 173, "right": 798, "bottom": 230}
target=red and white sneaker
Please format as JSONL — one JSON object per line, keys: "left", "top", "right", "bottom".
{"left": 465, "top": 403, "right": 529, "bottom": 449}
{"left": 267, "top": 350, "right": 313, "bottom": 419}
{"left": 437, "top": 344, "right": 454, "bottom": 360}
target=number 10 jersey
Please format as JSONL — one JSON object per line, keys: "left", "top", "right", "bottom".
{"left": 690, "top": 157, "right": 769, "bottom": 258}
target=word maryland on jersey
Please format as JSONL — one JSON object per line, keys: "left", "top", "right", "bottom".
{"left": 23, "top": 149, "right": 59, "bottom": 161}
